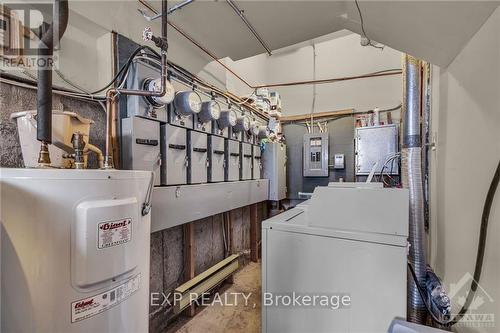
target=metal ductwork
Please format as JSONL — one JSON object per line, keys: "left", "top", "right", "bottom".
{"left": 36, "top": 0, "right": 69, "bottom": 165}
{"left": 401, "top": 54, "right": 427, "bottom": 324}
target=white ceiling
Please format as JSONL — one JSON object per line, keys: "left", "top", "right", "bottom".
{"left": 156, "top": 0, "right": 499, "bottom": 67}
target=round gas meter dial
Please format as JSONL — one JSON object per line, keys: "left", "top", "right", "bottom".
{"left": 144, "top": 78, "right": 175, "bottom": 107}
{"left": 249, "top": 121, "right": 260, "bottom": 136}
{"left": 198, "top": 100, "right": 221, "bottom": 123}
{"left": 218, "top": 109, "right": 238, "bottom": 128}
{"left": 257, "top": 126, "right": 270, "bottom": 139}
{"left": 174, "top": 91, "right": 202, "bottom": 116}
{"left": 234, "top": 115, "right": 250, "bottom": 132}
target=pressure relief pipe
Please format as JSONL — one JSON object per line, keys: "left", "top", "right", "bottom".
{"left": 401, "top": 54, "right": 427, "bottom": 324}
{"left": 104, "top": 0, "right": 169, "bottom": 169}
{"left": 36, "top": 0, "right": 69, "bottom": 166}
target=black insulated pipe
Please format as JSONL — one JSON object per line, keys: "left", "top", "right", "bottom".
{"left": 36, "top": 0, "right": 69, "bottom": 144}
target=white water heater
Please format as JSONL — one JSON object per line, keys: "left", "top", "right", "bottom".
{"left": 1, "top": 168, "right": 152, "bottom": 332}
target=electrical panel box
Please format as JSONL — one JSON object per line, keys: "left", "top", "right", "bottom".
{"left": 225, "top": 139, "right": 240, "bottom": 181}
{"left": 240, "top": 143, "right": 253, "bottom": 180}
{"left": 187, "top": 131, "right": 208, "bottom": 184}
{"left": 262, "top": 142, "right": 287, "bottom": 201}
{"left": 355, "top": 124, "right": 399, "bottom": 176}
{"left": 208, "top": 135, "right": 225, "bottom": 182}
{"left": 126, "top": 61, "right": 167, "bottom": 122}
{"left": 252, "top": 144, "right": 262, "bottom": 180}
{"left": 303, "top": 133, "right": 329, "bottom": 177}
{"left": 160, "top": 124, "right": 187, "bottom": 185}
{"left": 121, "top": 117, "right": 161, "bottom": 186}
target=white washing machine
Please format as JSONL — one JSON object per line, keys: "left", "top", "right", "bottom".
{"left": 262, "top": 183, "right": 409, "bottom": 333}
{"left": 1, "top": 168, "right": 152, "bottom": 332}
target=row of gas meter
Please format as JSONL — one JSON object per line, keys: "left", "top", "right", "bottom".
{"left": 120, "top": 60, "right": 270, "bottom": 186}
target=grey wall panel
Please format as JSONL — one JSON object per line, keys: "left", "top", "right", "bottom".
{"left": 208, "top": 135, "right": 225, "bottom": 182}
{"left": 151, "top": 179, "right": 269, "bottom": 232}
{"left": 161, "top": 124, "right": 188, "bottom": 185}
{"left": 187, "top": 130, "right": 208, "bottom": 184}
{"left": 252, "top": 144, "right": 262, "bottom": 180}
{"left": 240, "top": 143, "right": 253, "bottom": 180}
{"left": 121, "top": 116, "right": 161, "bottom": 186}
{"left": 225, "top": 139, "right": 240, "bottom": 181}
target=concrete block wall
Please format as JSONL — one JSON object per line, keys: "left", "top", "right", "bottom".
{"left": 0, "top": 83, "right": 105, "bottom": 168}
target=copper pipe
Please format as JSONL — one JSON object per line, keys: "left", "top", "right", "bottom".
{"left": 225, "top": 0, "right": 272, "bottom": 55}
{"left": 104, "top": 0, "right": 169, "bottom": 168}
{"left": 110, "top": 31, "right": 120, "bottom": 168}
{"left": 104, "top": 89, "right": 118, "bottom": 169}
{"left": 167, "top": 20, "right": 254, "bottom": 88}
{"left": 138, "top": 0, "right": 254, "bottom": 89}
{"left": 254, "top": 70, "right": 402, "bottom": 89}
{"left": 137, "top": 0, "right": 401, "bottom": 116}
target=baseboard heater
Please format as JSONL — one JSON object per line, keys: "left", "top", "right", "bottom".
{"left": 173, "top": 254, "right": 240, "bottom": 314}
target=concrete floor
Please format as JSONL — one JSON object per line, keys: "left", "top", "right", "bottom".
{"left": 171, "top": 262, "right": 261, "bottom": 333}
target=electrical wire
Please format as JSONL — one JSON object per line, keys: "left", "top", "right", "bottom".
{"left": 89, "top": 45, "right": 161, "bottom": 95}
{"left": 447, "top": 158, "right": 500, "bottom": 325}
{"left": 354, "top": 0, "right": 384, "bottom": 50}
{"left": 53, "top": 69, "right": 108, "bottom": 113}
{"left": 0, "top": 76, "right": 107, "bottom": 103}
{"left": 379, "top": 153, "right": 400, "bottom": 187}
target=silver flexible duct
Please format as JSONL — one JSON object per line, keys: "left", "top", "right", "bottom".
{"left": 402, "top": 54, "right": 427, "bottom": 323}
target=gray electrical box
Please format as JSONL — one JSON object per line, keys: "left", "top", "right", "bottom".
{"left": 355, "top": 124, "right": 399, "bottom": 176}
{"left": 208, "top": 135, "right": 225, "bottom": 182}
{"left": 303, "top": 133, "right": 329, "bottom": 177}
{"left": 193, "top": 93, "right": 215, "bottom": 134}
{"left": 240, "top": 143, "right": 253, "bottom": 180}
{"left": 168, "top": 102, "right": 194, "bottom": 129}
{"left": 242, "top": 130, "right": 253, "bottom": 144}
{"left": 213, "top": 119, "right": 229, "bottom": 138}
{"left": 252, "top": 144, "right": 262, "bottom": 180}
{"left": 121, "top": 116, "right": 161, "bottom": 186}
{"left": 334, "top": 153, "right": 345, "bottom": 169}
{"left": 187, "top": 130, "right": 208, "bottom": 184}
{"left": 126, "top": 60, "right": 167, "bottom": 122}
{"left": 262, "top": 142, "right": 287, "bottom": 201}
{"left": 160, "top": 124, "right": 187, "bottom": 185}
{"left": 225, "top": 139, "right": 240, "bottom": 181}
{"left": 212, "top": 100, "right": 231, "bottom": 138}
